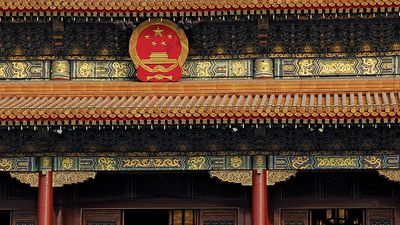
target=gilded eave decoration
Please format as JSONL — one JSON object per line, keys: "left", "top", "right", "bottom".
{"left": 209, "top": 170, "right": 297, "bottom": 186}
{"left": 10, "top": 172, "right": 96, "bottom": 187}
{"left": 378, "top": 170, "right": 400, "bottom": 183}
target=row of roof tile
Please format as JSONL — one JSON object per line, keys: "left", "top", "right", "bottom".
{"left": 0, "top": 79, "right": 398, "bottom": 124}
{"left": 0, "top": 93, "right": 398, "bottom": 123}
{"left": 0, "top": 0, "right": 398, "bottom": 15}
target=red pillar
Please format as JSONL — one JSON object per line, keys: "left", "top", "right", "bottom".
{"left": 38, "top": 171, "right": 53, "bottom": 225}
{"left": 252, "top": 169, "right": 268, "bottom": 225}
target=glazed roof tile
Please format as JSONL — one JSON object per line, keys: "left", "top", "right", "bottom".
{"left": 0, "top": 79, "right": 399, "bottom": 125}
{"left": 0, "top": 0, "right": 398, "bottom": 15}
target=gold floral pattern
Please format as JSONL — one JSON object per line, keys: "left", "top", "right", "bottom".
{"left": 121, "top": 158, "right": 181, "bottom": 168}
{"left": 209, "top": 170, "right": 297, "bottom": 186}
{"left": 10, "top": 172, "right": 96, "bottom": 187}
{"left": 315, "top": 156, "right": 358, "bottom": 168}
{"left": 0, "top": 159, "right": 13, "bottom": 171}
{"left": 97, "top": 157, "right": 116, "bottom": 170}
{"left": 229, "top": 156, "right": 243, "bottom": 168}
{"left": 187, "top": 157, "right": 206, "bottom": 170}
{"left": 231, "top": 61, "right": 246, "bottom": 77}
{"left": 11, "top": 62, "right": 28, "bottom": 78}
{"left": 281, "top": 57, "right": 393, "bottom": 78}
{"left": 61, "top": 158, "right": 74, "bottom": 170}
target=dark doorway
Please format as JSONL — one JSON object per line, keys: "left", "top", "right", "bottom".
{"left": 124, "top": 209, "right": 195, "bottom": 225}
{"left": 311, "top": 209, "right": 363, "bottom": 225}
{"left": 125, "top": 210, "right": 169, "bottom": 225}
{"left": 0, "top": 211, "right": 10, "bottom": 225}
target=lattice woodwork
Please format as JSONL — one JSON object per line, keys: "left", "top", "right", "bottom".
{"left": 200, "top": 209, "right": 237, "bottom": 225}
{"left": 280, "top": 209, "right": 308, "bottom": 225}
{"left": 281, "top": 171, "right": 396, "bottom": 200}
{"left": 370, "top": 220, "right": 391, "bottom": 225}
{"left": 75, "top": 173, "right": 128, "bottom": 200}
{"left": 12, "top": 211, "right": 36, "bottom": 225}
{"left": 82, "top": 210, "right": 121, "bottom": 225}
{"left": 359, "top": 173, "right": 393, "bottom": 198}
{"left": 74, "top": 172, "right": 246, "bottom": 200}
{"left": 203, "top": 220, "right": 235, "bottom": 225}
{"left": 86, "top": 221, "right": 117, "bottom": 225}
{"left": 282, "top": 172, "right": 314, "bottom": 199}
{"left": 320, "top": 172, "right": 353, "bottom": 198}
{"left": 6, "top": 175, "right": 36, "bottom": 200}
{"left": 193, "top": 173, "right": 246, "bottom": 199}
{"left": 283, "top": 222, "right": 305, "bottom": 225}
{"left": 135, "top": 174, "right": 187, "bottom": 198}
{"left": 366, "top": 209, "right": 394, "bottom": 225}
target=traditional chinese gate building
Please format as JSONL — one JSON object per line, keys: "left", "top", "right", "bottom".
{"left": 0, "top": 1, "right": 400, "bottom": 225}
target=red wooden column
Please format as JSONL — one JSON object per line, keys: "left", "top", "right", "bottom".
{"left": 252, "top": 156, "right": 268, "bottom": 225}
{"left": 38, "top": 157, "right": 53, "bottom": 225}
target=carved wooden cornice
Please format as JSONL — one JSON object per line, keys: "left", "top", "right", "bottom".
{"left": 209, "top": 170, "right": 297, "bottom": 186}
{"left": 378, "top": 170, "right": 400, "bottom": 183}
{"left": 10, "top": 172, "right": 96, "bottom": 187}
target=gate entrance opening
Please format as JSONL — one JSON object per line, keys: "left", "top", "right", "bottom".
{"left": 124, "top": 209, "right": 195, "bottom": 225}
{"left": 311, "top": 209, "right": 363, "bottom": 225}
{"left": 0, "top": 211, "right": 10, "bottom": 225}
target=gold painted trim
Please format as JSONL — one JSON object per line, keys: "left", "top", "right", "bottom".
{"left": 210, "top": 170, "right": 252, "bottom": 186}
{"left": 268, "top": 170, "right": 297, "bottom": 185}
{"left": 209, "top": 170, "right": 297, "bottom": 186}
{"left": 378, "top": 170, "right": 400, "bottom": 183}
{"left": 10, "top": 171, "right": 96, "bottom": 187}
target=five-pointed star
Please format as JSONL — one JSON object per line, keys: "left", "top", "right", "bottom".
{"left": 167, "top": 34, "right": 173, "bottom": 39}
{"left": 161, "top": 41, "right": 166, "bottom": 46}
{"left": 153, "top": 26, "right": 164, "bottom": 37}
{"left": 151, "top": 41, "right": 157, "bottom": 46}
{"left": 144, "top": 35, "right": 150, "bottom": 39}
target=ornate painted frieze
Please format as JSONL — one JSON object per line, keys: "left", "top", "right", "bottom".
{"left": 54, "top": 156, "right": 252, "bottom": 171}
{"left": 276, "top": 57, "right": 396, "bottom": 78}
{"left": 2, "top": 57, "right": 400, "bottom": 80}
{"left": 270, "top": 155, "right": 400, "bottom": 170}
{"left": 182, "top": 59, "right": 253, "bottom": 79}
{"left": 72, "top": 59, "right": 253, "bottom": 79}
{"left": 0, "top": 158, "right": 36, "bottom": 171}
{"left": 0, "top": 61, "right": 50, "bottom": 79}
{"left": 0, "top": 155, "right": 399, "bottom": 172}
{"left": 71, "top": 61, "right": 136, "bottom": 79}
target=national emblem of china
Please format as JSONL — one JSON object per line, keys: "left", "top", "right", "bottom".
{"left": 129, "top": 19, "right": 189, "bottom": 82}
